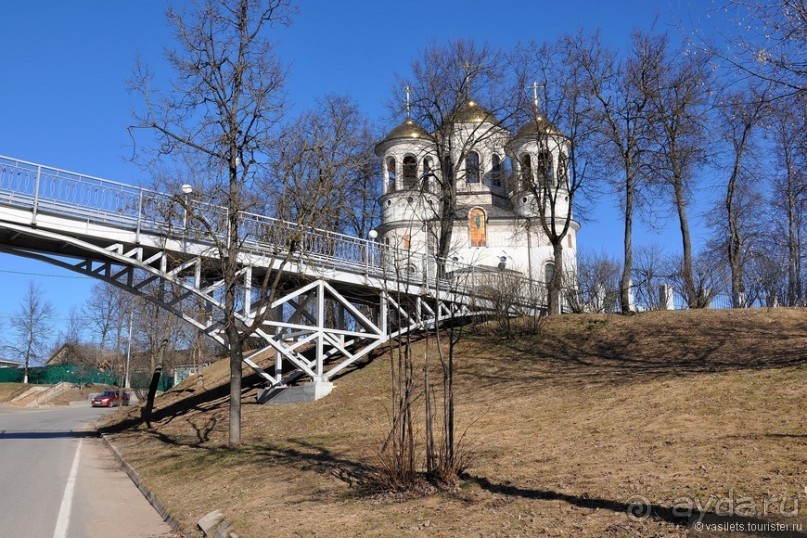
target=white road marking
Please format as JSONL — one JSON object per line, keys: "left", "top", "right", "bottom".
{"left": 53, "top": 438, "right": 82, "bottom": 538}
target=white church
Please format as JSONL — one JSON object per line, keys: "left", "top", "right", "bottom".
{"left": 374, "top": 97, "right": 579, "bottom": 289}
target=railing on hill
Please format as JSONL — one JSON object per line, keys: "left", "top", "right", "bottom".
{"left": 0, "top": 155, "right": 550, "bottom": 308}
{"left": 573, "top": 282, "right": 804, "bottom": 313}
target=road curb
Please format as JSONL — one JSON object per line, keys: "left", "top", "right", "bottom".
{"left": 100, "top": 433, "right": 186, "bottom": 536}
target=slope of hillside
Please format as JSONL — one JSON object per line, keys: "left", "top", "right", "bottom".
{"left": 0, "top": 383, "right": 28, "bottom": 403}
{"left": 100, "top": 309, "right": 807, "bottom": 537}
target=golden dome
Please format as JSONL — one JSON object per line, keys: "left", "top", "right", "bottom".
{"left": 513, "top": 115, "right": 562, "bottom": 140}
{"left": 381, "top": 119, "right": 429, "bottom": 142}
{"left": 452, "top": 99, "right": 498, "bottom": 124}
{"left": 375, "top": 119, "right": 430, "bottom": 155}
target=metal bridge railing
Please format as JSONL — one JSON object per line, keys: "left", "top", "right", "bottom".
{"left": 0, "top": 154, "right": 549, "bottom": 307}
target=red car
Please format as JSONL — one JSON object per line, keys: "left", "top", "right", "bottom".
{"left": 91, "top": 390, "right": 130, "bottom": 407}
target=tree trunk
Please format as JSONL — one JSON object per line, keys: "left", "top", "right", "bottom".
{"left": 673, "top": 178, "right": 697, "bottom": 307}
{"left": 436, "top": 177, "right": 455, "bottom": 278}
{"left": 725, "top": 113, "right": 755, "bottom": 308}
{"left": 444, "top": 328, "right": 456, "bottom": 474}
{"left": 787, "top": 190, "right": 798, "bottom": 306}
{"left": 23, "top": 336, "right": 34, "bottom": 384}
{"left": 549, "top": 239, "right": 564, "bottom": 315}
{"left": 424, "top": 336, "right": 435, "bottom": 473}
{"left": 620, "top": 175, "right": 634, "bottom": 313}
{"left": 726, "top": 165, "right": 744, "bottom": 308}
{"left": 143, "top": 327, "right": 170, "bottom": 428}
{"left": 227, "top": 158, "right": 243, "bottom": 448}
{"left": 142, "top": 366, "right": 162, "bottom": 428}
{"left": 228, "top": 330, "right": 243, "bottom": 448}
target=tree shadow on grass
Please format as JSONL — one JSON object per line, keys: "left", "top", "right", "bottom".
{"left": 465, "top": 474, "right": 807, "bottom": 537}
{"left": 136, "top": 431, "right": 377, "bottom": 492}
{"left": 248, "top": 438, "right": 375, "bottom": 489}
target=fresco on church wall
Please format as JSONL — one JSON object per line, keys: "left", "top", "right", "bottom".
{"left": 469, "top": 207, "right": 487, "bottom": 247}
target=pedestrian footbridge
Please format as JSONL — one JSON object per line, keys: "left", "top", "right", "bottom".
{"left": 0, "top": 155, "right": 545, "bottom": 400}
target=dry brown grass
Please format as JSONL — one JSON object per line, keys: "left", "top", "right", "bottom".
{"left": 100, "top": 308, "right": 807, "bottom": 537}
{"left": 0, "top": 382, "right": 28, "bottom": 403}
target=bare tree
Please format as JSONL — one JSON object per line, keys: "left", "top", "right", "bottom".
{"left": 83, "top": 282, "right": 128, "bottom": 354}
{"left": 378, "top": 262, "right": 476, "bottom": 489}
{"left": 342, "top": 126, "right": 382, "bottom": 240}
{"left": 60, "top": 306, "right": 84, "bottom": 346}
{"left": 714, "top": 86, "right": 769, "bottom": 306}
{"left": 574, "top": 250, "right": 621, "bottom": 313}
{"left": 631, "top": 245, "right": 675, "bottom": 310}
{"left": 373, "top": 40, "right": 524, "bottom": 490}
{"left": 130, "top": 288, "right": 182, "bottom": 426}
{"left": 767, "top": 93, "right": 806, "bottom": 305}
{"left": 644, "top": 38, "right": 714, "bottom": 308}
{"left": 131, "top": 0, "right": 295, "bottom": 447}
{"left": 669, "top": 250, "right": 728, "bottom": 308}
{"left": 572, "top": 31, "right": 660, "bottom": 313}
{"left": 515, "top": 36, "right": 600, "bottom": 314}
{"left": 272, "top": 94, "right": 379, "bottom": 237}
{"left": 697, "top": 1, "right": 806, "bottom": 97}
{"left": 9, "top": 282, "right": 55, "bottom": 384}
{"left": 476, "top": 270, "right": 540, "bottom": 335}
{"left": 744, "top": 241, "right": 790, "bottom": 305}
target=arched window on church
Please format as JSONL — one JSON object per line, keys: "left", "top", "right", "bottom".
{"left": 423, "top": 157, "right": 433, "bottom": 192}
{"left": 403, "top": 155, "right": 417, "bottom": 189}
{"left": 491, "top": 154, "right": 502, "bottom": 186}
{"left": 386, "top": 157, "right": 397, "bottom": 192}
{"left": 536, "top": 150, "right": 553, "bottom": 186}
{"left": 466, "top": 151, "right": 480, "bottom": 184}
{"left": 468, "top": 207, "right": 487, "bottom": 247}
{"left": 520, "top": 154, "right": 532, "bottom": 187}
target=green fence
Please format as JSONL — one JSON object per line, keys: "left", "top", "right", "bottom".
{"left": 0, "top": 365, "right": 173, "bottom": 391}
{"left": 129, "top": 370, "right": 174, "bottom": 392}
{"left": 0, "top": 369, "right": 23, "bottom": 383}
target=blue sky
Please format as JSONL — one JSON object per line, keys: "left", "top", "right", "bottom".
{"left": 0, "top": 0, "right": 716, "bottom": 341}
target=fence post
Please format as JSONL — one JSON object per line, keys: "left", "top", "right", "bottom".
{"left": 135, "top": 189, "right": 143, "bottom": 243}
{"left": 31, "top": 165, "right": 42, "bottom": 225}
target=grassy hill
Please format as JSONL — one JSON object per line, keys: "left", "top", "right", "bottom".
{"left": 0, "top": 383, "right": 28, "bottom": 403}
{"left": 99, "top": 308, "right": 807, "bottom": 537}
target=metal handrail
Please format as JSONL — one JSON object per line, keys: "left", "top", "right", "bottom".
{"left": 0, "top": 154, "right": 549, "bottom": 306}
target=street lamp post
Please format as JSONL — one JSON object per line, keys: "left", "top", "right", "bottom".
{"left": 180, "top": 183, "right": 193, "bottom": 230}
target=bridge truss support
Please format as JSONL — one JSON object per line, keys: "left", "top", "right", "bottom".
{"left": 0, "top": 221, "right": 486, "bottom": 400}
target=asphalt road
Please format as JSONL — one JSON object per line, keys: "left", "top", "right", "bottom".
{"left": 0, "top": 406, "right": 176, "bottom": 538}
